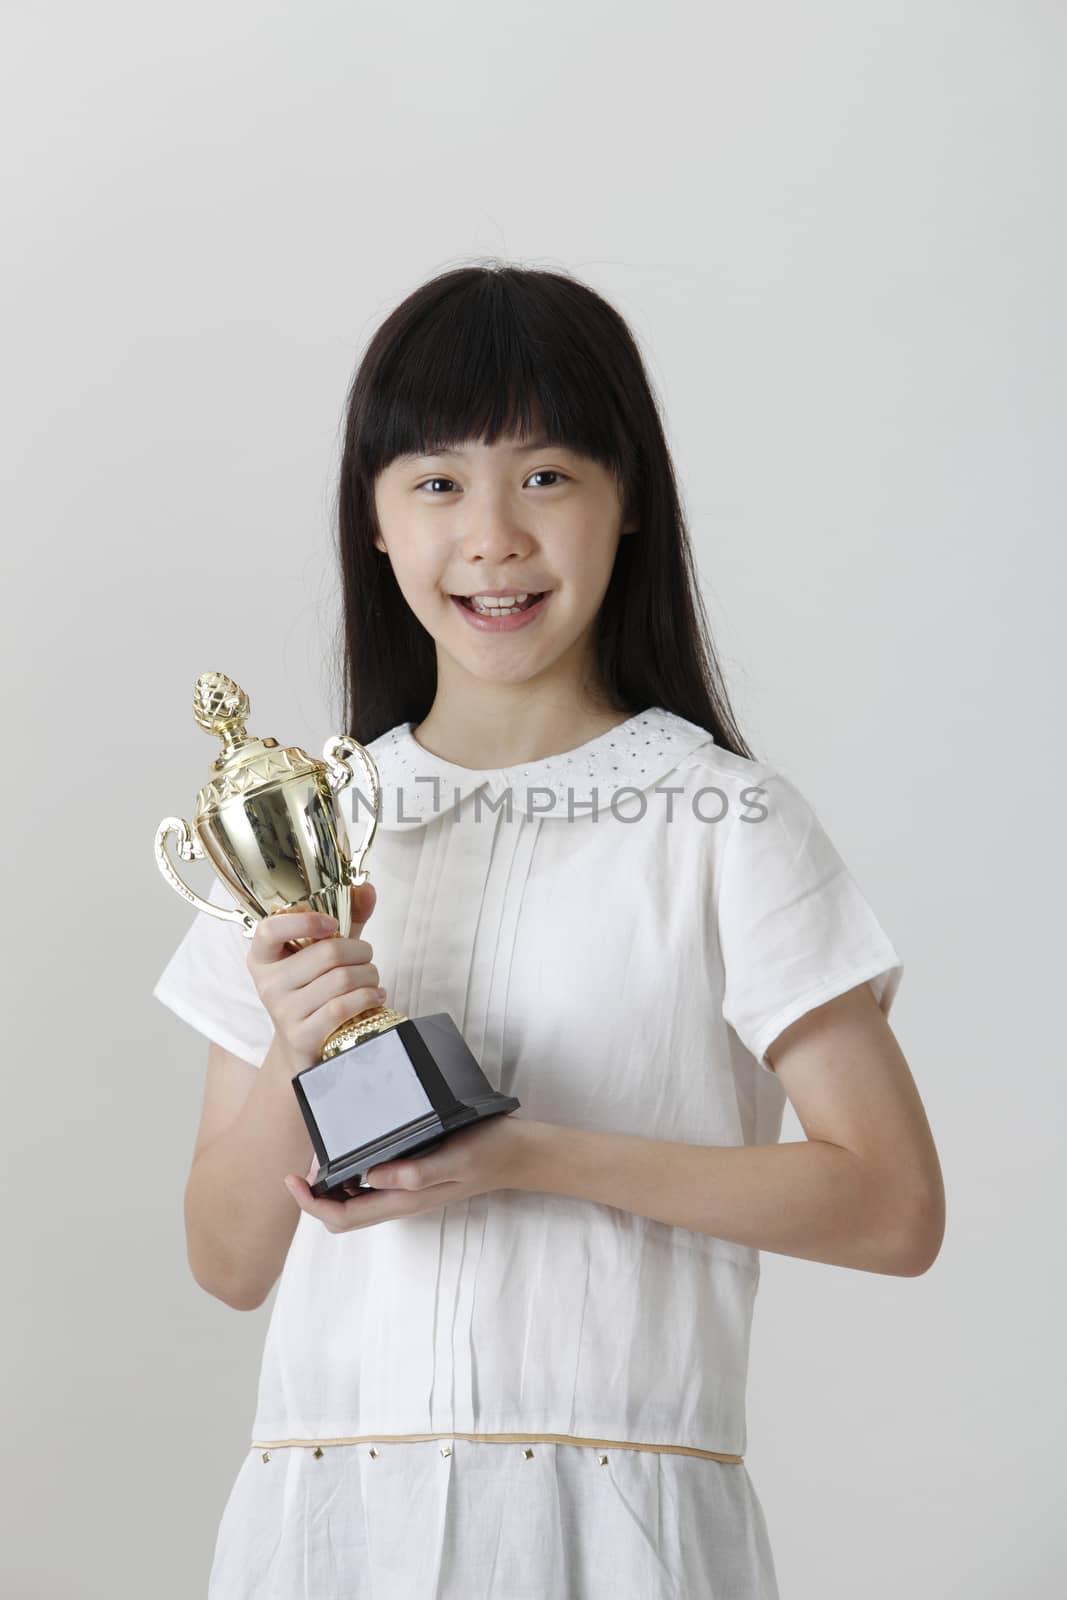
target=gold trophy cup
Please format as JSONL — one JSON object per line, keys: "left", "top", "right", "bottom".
{"left": 155, "top": 672, "right": 519, "bottom": 1196}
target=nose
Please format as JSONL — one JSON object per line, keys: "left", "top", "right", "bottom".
{"left": 457, "top": 501, "right": 537, "bottom": 567}
{"left": 460, "top": 521, "right": 537, "bottom": 566}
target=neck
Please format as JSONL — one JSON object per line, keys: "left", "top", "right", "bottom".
{"left": 413, "top": 656, "right": 634, "bottom": 771}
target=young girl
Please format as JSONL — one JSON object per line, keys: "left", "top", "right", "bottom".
{"left": 153, "top": 263, "right": 942, "bottom": 1598}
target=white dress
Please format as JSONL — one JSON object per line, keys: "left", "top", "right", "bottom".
{"left": 153, "top": 705, "right": 903, "bottom": 1598}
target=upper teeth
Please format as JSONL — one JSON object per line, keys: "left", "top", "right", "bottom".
{"left": 468, "top": 592, "right": 531, "bottom": 612}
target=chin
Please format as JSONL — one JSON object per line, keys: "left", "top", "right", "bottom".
{"left": 465, "top": 656, "right": 546, "bottom": 686}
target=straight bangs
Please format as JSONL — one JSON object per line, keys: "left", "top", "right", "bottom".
{"left": 354, "top": 271, "right": 634, "bottom": 491}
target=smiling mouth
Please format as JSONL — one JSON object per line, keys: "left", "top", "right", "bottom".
{"left": 453, "top": 591, "right": 548, "bottom": 614}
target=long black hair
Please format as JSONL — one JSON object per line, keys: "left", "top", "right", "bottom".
{"left": 331, "top": 261, "right": 754, "bottom": 760}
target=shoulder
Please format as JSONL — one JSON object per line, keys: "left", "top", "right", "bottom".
{"left": 668, "top": 742, "right": 777, "bottom": 795}
{"left": 646, "top": 712, "right": 779, "bottom": 826}
{"left": 635, "top": 719, "right": 836, "bottom": 885}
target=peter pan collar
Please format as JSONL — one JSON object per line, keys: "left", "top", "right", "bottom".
{"left": 355, "top": 706, "right": 717, "bottom": 831}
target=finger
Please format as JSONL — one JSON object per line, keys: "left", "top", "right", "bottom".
{"left": 283, "top": 942, "right": 380, "bottom": 1004}
{"left": 340, "top": 1175, "right": 378, "bottom": 1195}
{"left": 349, "top": 880, "right": 377, "bottom": 939}
{"left": 365, "top": 1153, "right": 464, "bottom": 1193}
{"left": 293, "top": 972, "right": 385, "bottom": 1030}
{"left": 366, "top": 1158, "right": 420, "bottom": 1190}
{"left": 254, "top": 927, "right": 378, "bottom": 999}
{"left": 283, "top": 1174, "right": 359, "bottom": 1226}
{"left": 282, "top": 1172, "right": 417, "bottom": 1229}
{"left": 255, "top": 908, "right": 338, "bottom": 961}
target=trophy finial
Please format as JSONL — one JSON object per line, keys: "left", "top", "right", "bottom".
{"left": 192, "top": 668, "right": 249, "bottom": 732}
{"left": 194, "top": 668, "right": 255, "bottom": 755}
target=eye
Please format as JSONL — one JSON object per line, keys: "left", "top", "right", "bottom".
{"left": 415, "top": 470, "right": 568, "bottom": 494}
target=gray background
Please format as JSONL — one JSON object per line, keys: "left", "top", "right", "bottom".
{"left": 2, "top": 2, "right": 1063, "bottom": 1595}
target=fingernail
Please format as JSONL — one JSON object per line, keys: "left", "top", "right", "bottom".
{"left": 373, "top": 987, "right": 387, "bottom": 1002}
{"left": 319, "top": 916, "right": 338, "bottom": 931}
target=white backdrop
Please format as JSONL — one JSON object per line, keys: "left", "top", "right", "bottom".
{"left": 2, "top": 3, "right": 1063, "bottom": 1595}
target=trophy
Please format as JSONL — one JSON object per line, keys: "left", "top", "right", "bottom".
{"left": 154, "top": 671, "right": 519, "bottom": 1198}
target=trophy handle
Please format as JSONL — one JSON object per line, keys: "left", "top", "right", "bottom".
{"left": 154, "top": 816, "right": 256, "bottom": 937}
{"left": 322, "top": 734, "right": 379, "bottom": 888}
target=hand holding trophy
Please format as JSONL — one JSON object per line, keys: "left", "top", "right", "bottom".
{"left": 154, "top": 672, "right": 519, "bottom": 1198}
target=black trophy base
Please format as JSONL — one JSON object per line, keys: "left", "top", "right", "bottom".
{"left": 291, "top": 1012, "right": 520, "bottom": 1199}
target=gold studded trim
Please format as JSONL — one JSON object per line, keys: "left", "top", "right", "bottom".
{"left": 250, "top": 1430, "right": 744, "bottom": 1464}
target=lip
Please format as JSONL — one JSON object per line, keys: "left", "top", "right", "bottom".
{"left": 450, "top": 591, "right": 552, "bottom": 632}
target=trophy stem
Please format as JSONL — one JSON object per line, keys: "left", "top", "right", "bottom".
{"left": 321, "top": 1005, "right": 410, "bottom": 1060}
{"left": 216, "top": 725, "right": 255, "bottom": 760}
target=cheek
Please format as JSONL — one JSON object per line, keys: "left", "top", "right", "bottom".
{"left": 557, "top": 530, "right": 620, "bottom": 599}
{"left": 385, "top": 542, "right": 447, "bottom": 605}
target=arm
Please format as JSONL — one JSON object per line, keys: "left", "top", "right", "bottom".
{"left": 183, "top": 1039, "right": 315, "bottom": 1311}
{"left": 180, "top": 885, "right": 385, "bottom": 1310}
{"left": 512, "top": 981, "right": 945, "bottom": 1277}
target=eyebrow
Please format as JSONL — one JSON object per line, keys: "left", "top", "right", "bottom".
{"left": 399, "top": 436, "right": 567, "bottom": 462}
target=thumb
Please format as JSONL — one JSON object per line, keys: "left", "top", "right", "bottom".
{"left": 349, "top": 879, "right": 377, "bottom": 936}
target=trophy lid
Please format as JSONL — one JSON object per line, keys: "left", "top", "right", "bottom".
{"left": 192, "top": 670, "right": 320, "bottom": 818}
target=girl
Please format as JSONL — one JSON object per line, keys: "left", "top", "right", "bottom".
{"left": 153, "top": 263, "right": 942, "bottom": 1598}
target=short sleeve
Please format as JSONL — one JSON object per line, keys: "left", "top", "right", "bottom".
{"left": 716, "top": 770, "right": 903, "bottom": 1073}
{"left": 151, "top": 876, "right": 275, "bottom": 1068}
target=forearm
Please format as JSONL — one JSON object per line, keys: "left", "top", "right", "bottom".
{"left": 514, "top": 1122, "right": 925, "bottom": 1276}
{"left": 184, "top": 1039, "right": 311, "bottom": 1309}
